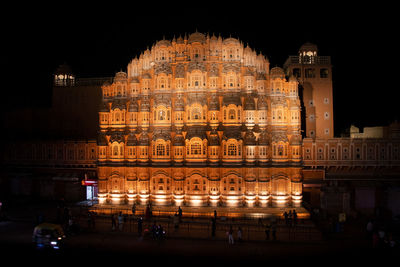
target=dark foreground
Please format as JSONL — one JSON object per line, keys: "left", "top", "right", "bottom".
{"left": 0, "top": 201, "right": 398, "bottom": 265}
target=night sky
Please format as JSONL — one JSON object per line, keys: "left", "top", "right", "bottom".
{"left": 3, "top": 4, "right": 398, "bottom": 136}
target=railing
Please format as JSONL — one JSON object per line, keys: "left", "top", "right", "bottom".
{"left": 75, "top": 77, "right": 113, "bottom": 87}
{"left": 284, "top": 56, "right": 331, "bottom": 66}
{"left": 74, "top": 207, "right": 322, "bottom": 241}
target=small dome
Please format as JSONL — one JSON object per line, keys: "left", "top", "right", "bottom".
{"left": 223, "top": 37, "right": 240, "bottom": 45}
{"left": 222, "top": 94, "right": 241, "bottom": 106}
{"left": 176, "top": 35, "right": 184, "bottom": 44}
{"left": 244, "top": 131, "right": 257, "bottom": 145}
{"left": 188, "top": 31, "right": 206, "bottom": 44}
{"left": 244, "top": 96, "right": 256, "bottom": 110}
{"left": 299, "top": 42, "right": 318, "bottom": 53}
{"left": 128, "top": 100, "right": 138, "bottom": 112}
{"left": 126, "top": 133, "right": 137, "bottom": 146}
{"left": 138, "top": 132, "right": 150, "bottom": 146}
{"left": 270, "top": 67, "right": 285, "bottom": 79}
{"left": 173, "top": 134, "right": 185, "bottom": 146}
{"left": 208, "top": 132, "right": 220, "bottom": 146}
{"left": 111, "top": 99, "right": 126, "bottom": 110}
{"left": 114, "top": 71, "right": 127, "bottom": 81}
{"left": 130, "top": 77, "right": 140, "bottom": 83}
{"left": 141, "top": 72, "right": 151, "bottom": 79}
{"left": 155, "top": 39, "right": 172, "bottom": 47}
{"left": 257, "top": 96, "right": 268, "bottom": 110}
{"left": 258, "top": 132, "right": 269, "bottom": 146}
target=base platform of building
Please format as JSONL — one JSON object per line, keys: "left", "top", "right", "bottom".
{"left": 87, "top": 202, "right": 310, "bottom": 220}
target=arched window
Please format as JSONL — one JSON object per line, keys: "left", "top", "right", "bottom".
{"left": 158, "top": 110, "right": 165, "bottom": 120}
{"left": 156, "top": 144, "right": 165, "bottom": 156}
{"left": 192, "top": 107, "right": 201, "bottom": 120}
{"left": 228, "top": 144, "right": 237, "bottom": 156}
{"left": 113, "top": 145, "right": 119, "bottom": 156}
{"left": 228, "top": 109, "right": 235, "bottom": 119}
{"left": 191, "top": 142, "right": 201, "bottom": 155}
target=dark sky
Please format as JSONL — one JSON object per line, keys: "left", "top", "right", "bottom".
{"left": 3, "top": 4, "right": 398, "bottom": 135}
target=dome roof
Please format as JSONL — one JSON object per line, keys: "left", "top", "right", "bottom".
{"left": 155, "top": 39, "right": 172, "bottom": 47}
{"left": 208, "top": 132, "right": 220, "bottom": 146}
{"left": 222, "top": 126, "right": 242, "bottom": 140}
{"left": 299, "top": 42, "right": 318, "bottom": 53}
{"left": 141, "top": 72, "right": 152, "bottom": 79}
{"left": 223, "top": 37, "right": 240, "bottom": 45}
{"left": 270, "top": 67, "right": 285, "bottom": 79}
{"left": 222, "top": 94, "right": 241, "bottom": 106}
{"left": 126, "top": 133, "right": 137, "bottom": 146}
{"left": 111, "top": 99, "right": 126, "bottom": 110}
{"left": 153, "top": 131, "right": 171, "bottom": 141}
{"left": 173, "top": 134, "right": 185, "bottom": 146}
{"left": 244, "top": 96, "right": 256, "bottom": 110}
{"left": 114, "top": 71, "right": 127, "bottom": 82}
{"left": 258, "top": 132, "right": 269, "bottom": 145}
{"left": 130, "top": 77, "right": 140, "bottom": 83}
{"left": 128, "top": 100, "right": 138, "bottom": 112}
{"left": 244, "top": 131, "right": 256, "bottom": 145}
{"left": 138, "top": 132, "right": 150, "bottom": 146}
{"left": 257, "top": 96, "right": 268, "bottom": 110}
{"left": 186, "top": 127, "right": 207, "bottom": 140}
{"left": 188, "top": 31, "right": 206, "bottom": 44}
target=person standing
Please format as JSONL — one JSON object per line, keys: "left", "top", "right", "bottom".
{"left": 118, "top": 212, "right": 124, "bottom": 231}
{"left": 283, "top": 211, "right": 289, "bottom": 226}
{"left": 111, "top": 213, "right": 117, "bottom": 231}
{"left": 131, "top": 204, "right": 136, "bottom": 217}
{"left": 292, "top": 210, "right": 298, "bottom": 226}
{"left": 178, "top": 206, "right": 183, "bottom": 222}
{"left": 237, "top": 227, "right": 243, "bottom": 243}
{"left": 228, "top": 225, "right": 234, "bottom": 245}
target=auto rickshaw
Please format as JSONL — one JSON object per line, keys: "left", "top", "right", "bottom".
{"left": 32, "top": 223, "right": 66, "bottom": 250}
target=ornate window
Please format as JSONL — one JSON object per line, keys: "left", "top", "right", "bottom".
{"left": 158, "top": 110, "right": 166, "bottom": 120}
{"left": 156, "top": 144, "right": 165, "bottom": 156}
{"left": 192, "top": 107, "right": 201, "bottom": 120}
{"left": 191, "top": 142, "right": 201, "bottom": 155}
{"left": 228, "top": 109, "right": 235, "bottom": 119}
{"left": 228, "top": 144, "right": 237, "bottom": 156}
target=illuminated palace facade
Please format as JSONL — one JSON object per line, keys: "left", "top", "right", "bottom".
{"left": 96, "top": 32, "right": 303, "bottom": 206}
{"left": 3, "top": 32, "right": 400, "bottom": 214}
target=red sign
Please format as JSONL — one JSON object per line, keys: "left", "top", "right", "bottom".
{"left": 82, "top": 179, "right": 97, "bottom": 186}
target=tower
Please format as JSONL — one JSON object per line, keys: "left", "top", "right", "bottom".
{"left": 284, "top": 43, "right": 334, "bottom": 139}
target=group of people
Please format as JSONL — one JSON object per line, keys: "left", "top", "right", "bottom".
{"left": 283, "top": 210, "right": 298, "bottom": 226}
{"left": 227, "top": 225, "right": 243, "bottom": 245}
{"left": 366, "top": 219, "right": 397, "bottom": 249}
{"left": 111, "top": 211, "right": 127, "bottom": 231}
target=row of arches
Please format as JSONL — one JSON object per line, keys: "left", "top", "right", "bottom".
{"left": 98, "top": 139, "right": 301, "bottom": 162}
{"left": 98, "top": 170, "right": 302, "bottom": 206}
